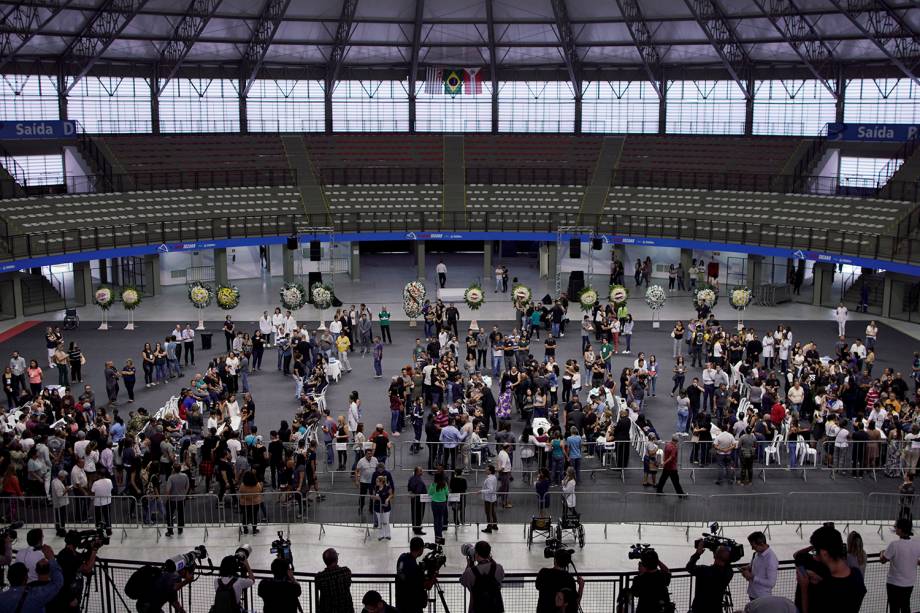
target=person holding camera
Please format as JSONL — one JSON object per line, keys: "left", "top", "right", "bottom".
{"left": 47, "top": 530, "right": 100, "bottom": 612}
{"left": 0, "top": 557, "right": 63, "bottom": 612}
{"left": 741, "top": 531, "right": 778, "bottom": 601}
{"left": 536, "top": 549, "right": 584, "bottom": 613}
{"left": 686, "top": 542, "right": 734, "bottom": 613}
{"left": 459, "top": 541, "right": 504, "bottom": 613}
{"left": 395, "top": 537, "right": 432, "bottom": 613}
{"left": 624, "top": 548, "right": 671, "bottom": 613}
{"left": 15, "top": 529, "right": 49, "bottom": 583}
{"left": 315, "top": 548, "right": 353, "bottom": 613}
{"left": 793, "top": 523, "right": 866, "bottom": 613}
{"left": 211, "top": 554, "right": 255, "bottom": 613}
{"left": 258, "top": 557, "right": 302, "bottom": 613}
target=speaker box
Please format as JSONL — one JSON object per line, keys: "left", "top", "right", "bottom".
{"left": 286, "top": 236, "right": 298, "bottom": 250}
{"left": 309, "top": 241, "right": 321, "bottom": 262}
{"left": 568, "top": 271, "right": 585, "bottom": 297}
{"left": 569, "top": 238, "right": 581, "bottom": 259}
{"left": 592, "top": 238, "right": 603, "bottom": 250}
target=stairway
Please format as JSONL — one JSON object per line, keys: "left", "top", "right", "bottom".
{"left": 76, "top": 135, "right": 133, "bottom": 191}
{"left": 20, "top": 273, "right": 67, "bottom": 315}
{"left": 842, "top": 271, "right": 885, "bottom": 310}
{"left": 281, "top": 135, "right": 328, "bottom": 224}
{"left": 879, "top": 140, "right": 920, "bottom": 200}
{"left": 442, "top": 135, "right": 465, "bottom": 221}
{"left": 781, "top": 137, "right": 828, "bottom": 192}
{"left": 579, "top": 136, "right": 625, "bottom": 222}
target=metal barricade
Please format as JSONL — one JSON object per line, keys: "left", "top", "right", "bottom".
{"left": 622, "top": 492, "right": 707, "bottom": 537}
{"left": 865, "top": 492, "right": 920, "bottom": 530}
{"left": 222, "top": 491, "right": 301, "bottom": 532}
{"left": 138, "top": 493, "right": 220, "bottom": 538}
{"left": 784, "top": 491, "right": 866, "bottom": 535}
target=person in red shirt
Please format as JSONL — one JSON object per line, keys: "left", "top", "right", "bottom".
{"left": 771, "top": 402, "right": 786, "bottom": 427}
{"left": 655, "top": 434, "right": 687, "bottom": 497}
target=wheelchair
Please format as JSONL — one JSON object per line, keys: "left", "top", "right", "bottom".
{"left": 555, "top": 505, "right": 586, "bottom": 549}
{"left": 526, "top": 515, "right": 554, "bottom": 550}
{"left": 62, "top": 308, "right": 79, "bottom": 330}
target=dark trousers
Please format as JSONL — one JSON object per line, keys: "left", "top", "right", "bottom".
{"left": 616, "top": 441, "right": 630, "bottom": 469}
{"left": 54, "top": 506, "right": 67, "bottom": 532}
{"left": 94, "top": 505, "right": 112, "bottom": 533}
{"left": 431, "top": 501, "right": 448, "bottom": 538}
{"left": 438, "top": 272, "right": 446, "bottom": 288}
{"left": 443, "top": 447, "right": 457, "bottom": 471}
{"left": 359, "top": 481, "right": 373, "bottom": 511}
{"left": 166, "top": 500, "right": 185, "bottom": 531}
{"left": 887, "top": 583, "right": 912, "bottom": 613}
{"left": 225, "top": 331, "right": 233, "bottom": 352}
{"left": 184, "top": 342, "right": 194, "bottom": 365}
{"left": 655, "top": 469, "right": 685, "bottom": 495}
{"left": 411, "top": 497, "right": 426, "bottom": 534}
{"left": 381, "top": 326, "right": 392, "bottom": 343}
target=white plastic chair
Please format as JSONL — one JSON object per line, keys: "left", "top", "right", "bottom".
{"left": 308, "top": 388, "right": 327, "bottom": 412}
{"left": 797, "top": 435, "right": 818, "bottom": 467}
{"left": 764, "top": 433, "right": 783, "bottom": 466}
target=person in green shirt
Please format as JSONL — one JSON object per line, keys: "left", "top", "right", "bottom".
{"left": 600, "top": 340, "right": 614, "bottom": 374}
{"left": 428, "top": 472, "right": 450, "bottom": 544}
{"left": 378, "top": 307, "right": 392, "bottom": 344}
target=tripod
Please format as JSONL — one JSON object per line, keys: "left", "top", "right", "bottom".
{"left": 427, "top": 577, "right": 451, "bottom": 613}
{"left": 721, "top": 588, "right": 734, "bottom": 613}
{"left": 80, "top": 562, "right": 133, "bottom": 613}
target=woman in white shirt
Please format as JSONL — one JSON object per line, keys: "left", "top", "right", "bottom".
{"left": 865, "top": 321, "right": 878, "bottom": 352}
{"left": 562, "top": 466, "right": 577, "bottom": 517}
{"left": 259, "top": 311, "right": 274, "bottom": 346}
{"left": 223, "top": 394, "right": 241, "bottom": 421}
{"left": 225, "top": 352, "right": 241, "bottom": 394}
{"left": 270, "top": 307, "right": 284, "bottom": 340}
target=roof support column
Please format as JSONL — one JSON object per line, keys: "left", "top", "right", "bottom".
{"left": 658, "top": 77, "right": 667, "bottom": 135}
{"left": 744, "top": 75, "right": 754, "bottom": 136}
{"left": 57, "top": 69, "right": 67, "bottom": 121}
{"left": 239, "top": 76, "right": 248, "bottom": 133}
{"left": 835, "top": 66, "right": 845, "bottom": 124}
{"left": 150, "top": 68, "right": 160, "bottom": 134}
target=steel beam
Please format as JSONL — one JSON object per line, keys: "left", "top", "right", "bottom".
{"left": 752, "top": 0, "right": 838, "bottom": 98}
{"left": 615, "top": 0, "right": 664, "bottom": 99}
{"left": 407, "top": 0, "right": 423, "bottom": 92}
{"left": 0, "top": 0, "right": 73, "bottom": 72}
{"left": 60, "top": 0, "right": 148, "bottom": 94}
{"left": 550, "top": 0, "right": 581, "bottom": 96}
{"left": 239, "top": 0, "right": 291, "bottom": 97}
{"left": 682, "top": 0, "right": 752, "bottom": 99}
{"left": 829, "top": 0, "right": 920, "bottom": 87}
{"left": 325, "top": 0, "right": 358, "bottom": 94}
{"left": 155, "top": 0, "right": 222, "bottom": 95}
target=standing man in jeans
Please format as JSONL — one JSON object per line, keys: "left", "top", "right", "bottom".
{"left": 353, "top": 448, "right": 378, "bottom": 515}
{"left": 164, "top": 463, "right": 189, "bottom": 537}
{"left": 655, "top": 433, "right": 687, "bottom": 497}
{"left": 880, "top": 518, "right": 920, "bottom": 613}
{"left": 496, "top": 443, "right": 512, "bottom": 508}
{"left": 437, "top": 260, "right": 448, "bottom": 288}
{"left": 713, "top": 427, "right": 737, "bottom": 485}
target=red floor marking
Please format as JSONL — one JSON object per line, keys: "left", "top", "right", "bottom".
{"left": 0, "top": 320, "right": 42, "bottom": 344}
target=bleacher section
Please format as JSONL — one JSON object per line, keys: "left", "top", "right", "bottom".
{"left": 467, "top": 185, "right": 584, "bottom": 226}
{"left": 322, "top": 185, "right": 442, "bottom": 212}
{"left": 464, "top": 134, "right": 603, "bottom": 169}
{"left": 304, "top": 133, "right": 442, "bottom": 184}
{"left": 101, "top": 134, "right": 290, "bottom": 174}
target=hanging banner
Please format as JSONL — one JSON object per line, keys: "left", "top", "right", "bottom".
{"left": 826, "top": 122, "right": 920, "bottom": 142}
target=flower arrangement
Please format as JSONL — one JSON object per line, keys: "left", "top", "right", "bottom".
{"left": 730, "top": 287, "right": 753, "bottom": 311}
{"left": 280, "top": 281, "right": 308, "bottom": 310}
{"left": 311, "top": 282, "right": 333, "bottom": 310}
{"left": 694, "top": 285, "right": 718, "bottom": 309}
{"left": 216, "top": 284, "right": 240, "bottom": 310}
{"left": 609, "top": 284, "right": 629, "bottom": 306}
{"left": 403, "top": 281, "right": 426, "bottom": 318}
{"left": 645, "top": 285, "right": 666, "bottom": 310}
{"left": 511, "top": 284, "right": 532, "bottom": 311}
{"left": 188, "top": 282, "right": 213, "bottom": 309}
{"left": 93, "top": 286, "right": 114, "bottom": 310}
{"left": 121, "top": 286, "right": 141, "bottom": 310}
{"left": 578, "top": 286, "right": 599, "bottom": 311}
{"left": 464, "top": 283, "right": 485, "bottom": 310}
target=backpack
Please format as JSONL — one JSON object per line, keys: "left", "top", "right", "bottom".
{"left": 124, "top": 565, "right": 162, "bottom": 601}
{"left": 470, "top": 563, "right": 504, "bottom": 613}
{"left": 210, "top": 577, "right": 241, "bottom": 613}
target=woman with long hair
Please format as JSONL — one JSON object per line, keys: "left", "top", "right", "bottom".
{"left": 428, "top": 471, "right": 449, "bottom": 545}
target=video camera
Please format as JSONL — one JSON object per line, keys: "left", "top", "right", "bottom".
{"left": 627, "top": 543, "right": 654, "bottom": 560}
{"left": 544, "top": 538, "right": 575, "bottom": 565}
{"left": 67, "top": 528, "right": 109, "bottom": 550}
{"left": 270, "top": 531, "right": 293, "bottom": 567}
{"left": 0, "top": 521, "right": 23, "bottom": 542}
{"left": 694, "top": 523, "right": 744, "bottom": 563}
{"left": 165, "top": 545, "right": 210, "bottom": 573}
{"left": 418, "top": 542, "right": 447, "bottom": 579}
{"left": 232, "top": 545, "right": 252, "bottom": 574}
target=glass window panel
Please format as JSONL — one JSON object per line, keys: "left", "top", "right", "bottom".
{"left": 247, "top": 79, "right": 325, "bottom": 131}
{"left": 68, "top": 76, "right": 152, "bottom": 133}
{"left": 752, "top": 80, "right": 837, "bottom": 136}
{"left": 665, "top": 80, "right": 746, "bottom": 134}
{"left": 158, "top": 79, "right": 240, "bottom": 132}
{"left": 415, "top": 82, "right": 492, "bottom": 132}
{"left": 11, "top": 154, "right": 64, "bottom": 186}
{"left": 844, "top": 78, "right": 920, "bottom": 124}
{"left": 0, "top": 74, "right": 59, "bottom": 121}
{"left": 838, "top": 156, "right": 902, "bottom": 188}
{"left": 332, "top": 80, "right": 409, "bottom": 131}
{"left": 497, "top": 81, "right": 575, "bottom": 133}
{"left": 582, "top": 81, "right": 660, "bottom": 133}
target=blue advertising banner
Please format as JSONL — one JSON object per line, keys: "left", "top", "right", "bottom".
{"left": 0, "top": 120, "right": 77, "bottom": 140}
{"left": 826, "top": 122, "right": 920, "bottom": 142}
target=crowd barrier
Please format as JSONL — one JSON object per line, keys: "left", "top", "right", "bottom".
{"left": 80, "top": 553, "right": 919, "bottom": 613}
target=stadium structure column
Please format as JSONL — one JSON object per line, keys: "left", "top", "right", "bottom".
{"left": 811, "top": 262, "right": 834, "bottom": 307}
{"left": 882, "top": 273, "right": 909, "bottom": 319}
{"left": 214, "top": 248, "right": 229, "bottom": 287}
{"left": 150, "top": 69, "right": 160, "bottom": 134}
{"left": 416, "top": 241, "right": 426, "bottom": 281}
{"left": 97, "top": 260, "right": 108, "bottom": 284}
{"left": 5, "top": 273, "right": 24, "bottom": 319}
{"left": 747, "top": 254, "right": 764, "bottom": 288}
{"left": 282, "top": 247, "right": 294, "bottom": 284}
{"left": 657, "top": 78, "right": 666, "bottom": 135}
{"left": 483, "top": 241, "right": 493, "bottom": 282}
{"left": 744, "top": 76, "right": 754, "bottom": 136}
{"left": 143, "top": 254, "right": 160, "bottom": 296}
{"left": 239, "top": 77, "right": 248, "bottom": 134}
{"left": 834, "top": 66, "right": 845, "bottom": 123}
{"left": 350, "top": 244, "right": 360, "bottom": 282}
{"left": 680, "top": 248, "right": 693, "bottom": 287}
{"left": 56, "top": 70, "right": 67, "bottom": 120}
{"left": 73, "top": 261, "right": 94, "bottom": 306}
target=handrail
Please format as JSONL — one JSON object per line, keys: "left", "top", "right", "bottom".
{"left": 876, "top": 136, "right": 919, "bottom": 189}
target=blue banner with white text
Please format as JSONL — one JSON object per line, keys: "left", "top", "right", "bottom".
{"left": 0, "top": 120, "right": 77, "bottom": 140}
{"left": 826, "top": 122, "right": 920, "bottom": 142}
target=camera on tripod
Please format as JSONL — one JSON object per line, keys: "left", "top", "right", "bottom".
{"left": 270, "top": 531, "right": 293, "bottom": 567}
{"left": 627, "top": 543, "right": 655, "bottom": 560}
{"left": 694, "top": 523, "right": 744, "bottom": 563}
{"left": 0, "top": 521, "right": 23, "bottom": 541}
{"left": 419, "top": 542, "right": 447, "bottom": 578}
{"left": 68, "top": 528, "right": 109, "bottom": 550}
{"left": 544, "top": 538, "right": 575, "bottom": 563}
{"left": 165, "top": 545, "right": 210, "bottom": 573}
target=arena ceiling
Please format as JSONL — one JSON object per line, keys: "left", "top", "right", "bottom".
{"left": 1, "top": 0, "right": 919, "bottom": 91}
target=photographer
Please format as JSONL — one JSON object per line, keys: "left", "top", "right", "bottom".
{"left": 211, "top": 554, "right": 255, "bottom": 613}
{"left": 139, "top": 563, "right": 196, "bottom": 613}
{"left": 686, "top": 542, "right": 734, "bottom": 613}
{"left": 459, "top": 541, "right": 504, "bottom": 613}
{"left": 47, "top": 530, "right": 100, "bottom": 612}
{"left": 258, "top": 557, "right": 302, "bottom": 613}
{"left": 315, "top": 548, "right": 353, "bottom": 613}
{"left": 395, "top": 537, "right": 431, "bottom": 613}
{"left": 15, "top": 529, "right": 48, "bottom": 583}
{"left": 793, "top": 523, "right": 866, "bottom": 613}
{"left": 625, "top": 549, "right": 671, "bottom": 613}
{"left": 0, "top": 558, "right": 62, "bottom": 612}
{"left": 741, "top": 531, "right": 778, "bottom": 601}
{"left": 536, "top": 549, "right": 584, "bottom": 613}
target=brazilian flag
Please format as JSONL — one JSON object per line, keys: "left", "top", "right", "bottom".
{"left": 444, "top": 68, "right": 463, "bottom": 96}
